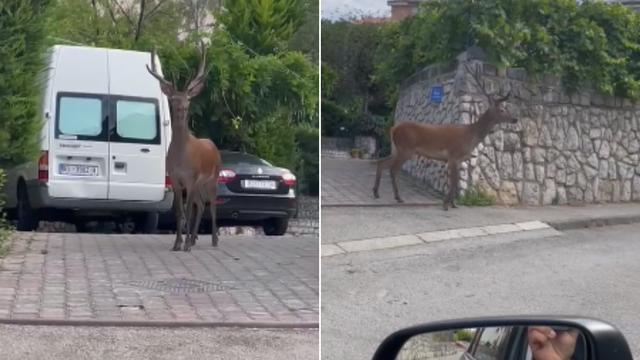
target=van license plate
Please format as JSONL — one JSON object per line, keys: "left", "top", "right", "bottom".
{"left": 242, "top": 180, "right": 277, "bottom": 190}
{"left": 59, "top": 164, "right": 99, "bottom": 177}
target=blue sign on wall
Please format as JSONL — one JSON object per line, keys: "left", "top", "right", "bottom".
{"left": 429, "top": 85, "right": 443, "bottom": 103}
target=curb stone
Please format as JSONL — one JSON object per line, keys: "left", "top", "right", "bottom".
{"left": 548, "top": 214, "right": 640, "bottom": 231}
{"left": 321, "top": 221, "right": 553, "bottom": 257}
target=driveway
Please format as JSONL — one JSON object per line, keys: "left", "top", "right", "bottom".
{"left": 0, "top": 233, "right": 318, "bottom": 325}
{"left": 321, "top": 158, "right": 440, "bottom": 207}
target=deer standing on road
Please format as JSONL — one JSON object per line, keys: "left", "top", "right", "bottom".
{"left": 373, "top": 63, "right": 519, "bottom": 211}
{"left": 146, "top": 42, "right": 222, "bottom": 251}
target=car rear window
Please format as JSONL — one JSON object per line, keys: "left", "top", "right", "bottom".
{"left": 221, "top": 152, "right": 272, "bottom": 166}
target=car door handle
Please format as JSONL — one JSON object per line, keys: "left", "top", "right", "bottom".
{"left": 141, "top": 148, "right": 150, "bottom": 153}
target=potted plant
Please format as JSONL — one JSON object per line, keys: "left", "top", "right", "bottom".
{"left": 350, "top": 148, "right": 362, "bottom": 158}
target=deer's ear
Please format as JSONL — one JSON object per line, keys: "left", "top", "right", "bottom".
{"left": 159, "top": 83, "right": 175, "bottom": 97}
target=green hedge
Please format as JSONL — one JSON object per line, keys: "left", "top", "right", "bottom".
{"left": 295, "top": 127, "right": 319, "bottom": 196}
{"left": 0, "top": 0, "right": 55, "bottom": 168}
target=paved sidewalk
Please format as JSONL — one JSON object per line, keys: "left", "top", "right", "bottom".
{"left": 321, "top": 158, "right": 441, "bottom": 207}
{"left": 321, "top": 202, "right": 640, "bottom": 244}
{"left": 0, "top": 233, "right": 318, "bottom": 326}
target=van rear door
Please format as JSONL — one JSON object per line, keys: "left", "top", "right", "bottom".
{"left": 47, "top": 46, "right": 110, "bottom": 200}
{"left": 105, "top": 49, "right": 166, "bottom": 202}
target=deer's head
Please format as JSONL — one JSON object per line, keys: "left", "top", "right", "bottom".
{"left": 145, "top": 42, "right": 209, "bottom": 130}
{"left": 464, "top": 63, "right": 518, "bottom": 125}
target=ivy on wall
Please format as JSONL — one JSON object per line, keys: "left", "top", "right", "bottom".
{"left": 376, "top": 0, "right": 640, "bottom": 102}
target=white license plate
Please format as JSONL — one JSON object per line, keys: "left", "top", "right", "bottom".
{"left": 242, "top": 179, "right": 277, "bottom": 190}
{"left": 59, "top": 164, "right": 99, "bottom": 177}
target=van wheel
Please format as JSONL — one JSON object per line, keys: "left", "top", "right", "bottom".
{"left": 263, "top": 217, "right": 289, "bottom": 236}
{"left": 16, "top": 184, "right": 39, "bottom": 231}
{"left": 133, "top": 212, "right": 158, "bottom": 234}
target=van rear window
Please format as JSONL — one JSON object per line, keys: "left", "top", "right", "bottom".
{"left": 56, "top": 95, "right": 106, "bottom": 140}
{"left": 115, "top": 100, "right": 158, "bottom": 141}
{"left": 54, "top": 92, "right": 160, "bottom": 145}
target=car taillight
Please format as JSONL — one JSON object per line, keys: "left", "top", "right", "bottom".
{"left": 165, "top": 173, "right": 172, "bottom": 187}
{"left": 38, "top": 151, "right": 49, "bottom": 180}
{"left": 219, "top": 170, "right": 236, "bottom": 183}
{"left": 282, "top": 172, "right": 296, "bottom": 186}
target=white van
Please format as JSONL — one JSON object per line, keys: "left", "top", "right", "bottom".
{"left": 2, "top": 45, "right": 174, "bottom": 233}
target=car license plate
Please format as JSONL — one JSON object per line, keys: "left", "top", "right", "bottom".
{"left": 59, "top": 164, "right": 99, "bottom": 177}
{"left": 242, "top": 179, "right": 277, "bottom": 190}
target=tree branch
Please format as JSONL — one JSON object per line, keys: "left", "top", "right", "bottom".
{"left": 134, "top": 0, "right": 147, "bottom": 42}
{"left": 112, "top": 0, "right": 135, "bottom": 27}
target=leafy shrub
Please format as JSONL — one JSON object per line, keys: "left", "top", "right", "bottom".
{"left": 454, "top": 329, "right": 474, "bottom": 342}
{"left": 0, "top": 0, "right": 55, "bottom": 168}
{"left": 295, "top": 126, "right": 319, "bottom": 195}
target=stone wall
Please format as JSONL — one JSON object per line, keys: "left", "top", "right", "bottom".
{"left": 395, "top": 47, "right": 640, "bottom": 205}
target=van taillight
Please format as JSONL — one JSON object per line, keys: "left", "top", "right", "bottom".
{"left": 165, "top": 173, "right": 172, "bottom": 187}
{"left": 38, "top": 151, "right": 49, "bottom": 180}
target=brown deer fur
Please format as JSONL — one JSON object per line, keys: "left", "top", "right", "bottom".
{"left": 373, "top": 63, "right": 519, "bottom": 210}
{"left": 146, "top": 42, "right": 222, "bottom": 251}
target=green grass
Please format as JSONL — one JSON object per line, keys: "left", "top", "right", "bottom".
{"left": 456, "top": 186, "right": 496, "bottom": 207}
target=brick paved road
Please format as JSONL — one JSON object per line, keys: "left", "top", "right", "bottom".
{"left": 0, "top": 233, "right": 318, "bottom": 324}
{"left": 321, "top": 158, "right": 441, "bottom": 207}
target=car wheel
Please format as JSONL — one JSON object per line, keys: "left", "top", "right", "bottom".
{"left": 133, "top": 212, "right": 159, "bottom": 234}
{"left": 74, "top": 221, "right": 91, "bottom": 233}
{"left": 16, "top": 184, "right": 39, "bottom": 231}
{"left": 263, "top": 217, "right": 289, "bottom": 236}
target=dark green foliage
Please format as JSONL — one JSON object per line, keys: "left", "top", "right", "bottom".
{"left": 377, "top": 0, "right": 640, "bottom": 101}
{"left": 295, "top": 127, "right": 319, "bottom": 195}
{"left": 0, "top": 0, "right": 55, "bottom": 167}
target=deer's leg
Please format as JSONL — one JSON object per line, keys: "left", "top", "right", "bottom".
{"left": 373, "top": 154, "right": 395, "bottom": 199}
{"left": 208, "top": 182, "right": 220, "bottom": 247}
{"left": 444, "top": 162, "right": 459, "bottom": 211}
{"left": 171, "top": 184, "right": 184, "bottom": 251}
{"left": 189, "top": 193, "right": 205, "bottom": 249}
{"left": 390, "top": 153, "right": 411, "bottom": 203}
{"left": 182, "top": 188, "right": 197, "bottom": 252}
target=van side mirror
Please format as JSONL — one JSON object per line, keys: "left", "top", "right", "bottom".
{"left": 372, "top": 316, "right": 633, "bottom": 360}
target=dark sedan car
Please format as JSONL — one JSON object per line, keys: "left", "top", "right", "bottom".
{"left": 158, "top": 150, "right": 298, "bottom": 236}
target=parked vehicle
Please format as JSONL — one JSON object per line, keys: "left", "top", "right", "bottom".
{"left": 2, "top": 45, "right": 173, "bottom": 233}
{"left": 372, "top": 315, "right": 632, "bottom": 360}
{"left": 158, "top": 150, "right": 298, "bottom": 236}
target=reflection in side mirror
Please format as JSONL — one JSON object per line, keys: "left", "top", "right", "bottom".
{"left": 395, "top": 326, "right": 585, "bottom": 360}
{"left": 372, "top": 316, "right": 634, "bottom": 360}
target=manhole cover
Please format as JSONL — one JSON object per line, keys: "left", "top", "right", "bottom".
{"left": 130, "top": 278, "right": 232, "bottom": 294}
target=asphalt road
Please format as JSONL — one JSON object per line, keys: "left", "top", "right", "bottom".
{"left": 0, "top": 325, "right": 318, "bottom": 360}
{"left": 321, "top": 224, "right": 640, "bottom": 360}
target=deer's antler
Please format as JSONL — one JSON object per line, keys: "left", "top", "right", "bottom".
{"left": 145, "top": 44, "right": 174, "bottom": 90}
{"left": 184, "top": 39, "right": 209, "bottom": 94}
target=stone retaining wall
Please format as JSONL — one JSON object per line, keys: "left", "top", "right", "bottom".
{"left": 395, "top": 47, "right": 640, "bottom": 205}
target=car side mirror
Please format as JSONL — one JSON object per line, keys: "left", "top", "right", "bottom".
{"left": 372, "top": 315, "right": 633, "bottom": 360}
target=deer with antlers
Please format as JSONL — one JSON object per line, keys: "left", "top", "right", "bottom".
{"left": 146, "top": 42, "right": 222, "bottom": 251}
{"left": 373, "top": 63, "right": 518, "bottom": 211}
